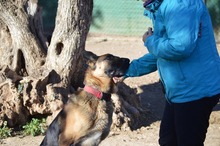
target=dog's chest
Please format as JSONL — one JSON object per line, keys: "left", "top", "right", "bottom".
{"left": 70, "top": 93, "right": 113, "bottom": 119}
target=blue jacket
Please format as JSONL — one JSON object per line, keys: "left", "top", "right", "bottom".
{"left": 125, "top": 0, "right": 220, "bottom": 103}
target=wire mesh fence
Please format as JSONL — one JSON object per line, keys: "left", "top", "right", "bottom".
{"left": 89, "top": 0, "right": 152, "bottom": 36}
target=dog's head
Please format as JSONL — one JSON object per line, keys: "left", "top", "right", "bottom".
{"left": 83, "top": 51, "right": 130, "bottom": 79}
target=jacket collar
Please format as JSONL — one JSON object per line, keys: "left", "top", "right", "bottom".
{"left": 143, "top": 0, "right": 163, "bottom": 19}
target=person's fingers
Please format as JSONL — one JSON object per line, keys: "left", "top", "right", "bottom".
{"left": 148, "top": 27, "right": 153, "bottom": 34}
{"left": 142, "top": 31, "right": 148, "bottom": 42}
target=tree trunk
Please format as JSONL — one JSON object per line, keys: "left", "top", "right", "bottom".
{"left": 0, "top": 0, "right": 93, "bottom": 127}
{"left": 0, "top": 0, "right": 147, "bottom": 131}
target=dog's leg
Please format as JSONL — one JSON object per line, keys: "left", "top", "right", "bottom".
{"left": 40, "top": 114, "right": 61, "bottom": 146}
{"left": 75, "top": 131, "right": 102, "bottom": 146}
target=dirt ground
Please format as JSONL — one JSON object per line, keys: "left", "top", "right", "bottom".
{"left": 0, "top": 35, "right": 220, "bottom": 146}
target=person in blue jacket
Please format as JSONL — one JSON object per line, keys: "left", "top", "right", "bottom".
{"left": 114, "top": 0, "right": 220, "bottom": 145}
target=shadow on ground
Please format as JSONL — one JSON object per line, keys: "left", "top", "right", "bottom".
{"left": 133, "top": 81, "right": 220, "bottom": 130}
{"left": 124, "top": 81, "right": 166, "bottom": 130}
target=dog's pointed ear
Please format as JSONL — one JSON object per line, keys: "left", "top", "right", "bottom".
{"left": 82, "top": 51, "right": 98, "bottom": 68}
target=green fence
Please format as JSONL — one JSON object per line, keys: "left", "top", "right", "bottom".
{"left": 89, "top": 0, "right": 152, "bottom": 36}
{"left": 39, "top": 0, "right": 219, "bottom": 40}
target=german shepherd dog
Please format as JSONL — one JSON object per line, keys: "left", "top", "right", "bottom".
{"left": 40, "top": 51, "right": 130, "bottom": 146}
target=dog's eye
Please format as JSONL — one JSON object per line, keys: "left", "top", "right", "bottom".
{"left": 105, "top": 69, "right": 115, "bottom": 76}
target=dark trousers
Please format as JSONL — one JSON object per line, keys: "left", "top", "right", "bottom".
{"left": 159, "top": 94, "right": 220, "bottom": 146}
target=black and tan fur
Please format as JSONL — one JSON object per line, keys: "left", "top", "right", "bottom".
{"left": 40, "top": 51, "right": 130, "bottom": 146}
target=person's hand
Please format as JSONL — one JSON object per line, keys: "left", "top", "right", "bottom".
{"left": 113, "top": 76, "right": 125, "bottom": 83}
{"left": 142, "top": 27, "right": 153, "bottom": 43}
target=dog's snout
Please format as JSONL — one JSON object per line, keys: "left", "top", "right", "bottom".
{"left": 120, "top": 58, "right": 130, "bottom": 65}
{"left": 125, "top": 58, "right": 130, "bottom": 64}
{"left": 121, "top": 58, "right": 130, "bottom": 67}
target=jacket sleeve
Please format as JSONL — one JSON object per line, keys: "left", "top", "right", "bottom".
{"left": 125, "top": 53, "right": 157, "bottom": 77}
{"left": 145, "top": 2, "right": 203, "bottom": 61}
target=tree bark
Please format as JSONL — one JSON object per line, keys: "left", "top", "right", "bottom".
{"left": 45, "top": 0, "right": 93, "bottom": 87}
{"left": 0, "top": 0, "right": 46, "bottom": 77}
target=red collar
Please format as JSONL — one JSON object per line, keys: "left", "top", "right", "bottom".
{"left": 83, "top": 85, "right": 111, "bottom": 101}
{"left": 84, "top": 85, "right": 103, "bottom": 99}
